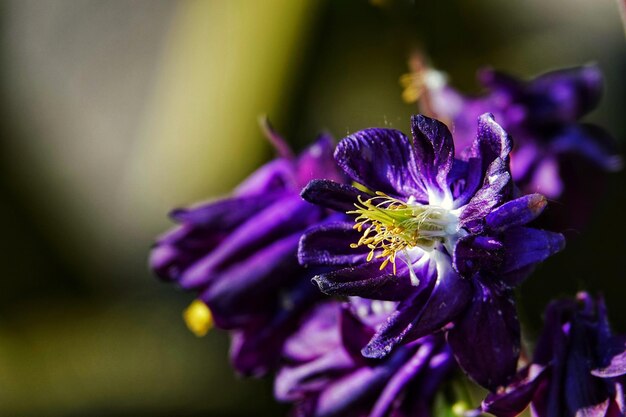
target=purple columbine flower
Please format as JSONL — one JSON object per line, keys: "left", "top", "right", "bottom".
{"left": 275, "top": 299, "right": 455, "bottom": 417}
{"left": 149, "top": 120, "right": 342, "bottom": 376}
{"left": 420, "top": 64, "right": 622, "bottom": 200}
{"left": 299, "top": 114, "right": 565, "bottom": 390}
{"left": 482, "top": 292, "right": 626, "bottom": 417}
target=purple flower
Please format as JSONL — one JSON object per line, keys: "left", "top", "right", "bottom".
{"left": 422, "top": 65, "right": 622, "bottom": 200}
{"left": 149, "top": 120, "right": 342, "bottom": 376}
{"left": 299, "top": 114, "right": 565, "bottom": 389}
{"left": 483, "top": 292, "right": 626, "bottom": 417}
{"left": 275, "top": 299, "right": 455, "bottom": 417}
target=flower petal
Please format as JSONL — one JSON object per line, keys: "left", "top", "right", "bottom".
{"left": 179, "top": 196, "right": 321, "bottom": 288}
{"left": 340, "top": 304, "right": 376, "bottom": 361}
{"left": 369, "top": 341, "right": 436, "bottom": 417}
{"left": 363, "top": 253, "right": 472, "bottom": 358}
{"left": 453, "top": 235, "right": 504, "bottom": 277}
{"left": 334, "top": 128, "right": 425, "bottom": 199}
{"left": 481, "top": 364, "right": 549, "bottom": 417}
{"left": 282, "top": 303, "right": 342, "bottom": 363}
{"left": 312, "top": 261, "right": 415, "bottom": 302}
{"left": 410, "top": 114, "right": 455, "bottom": 199}
{"left": 459, "top": 157, "right": 512, "bottom": 232}
{"left": 229, "top": 279, "right": 321, "bottom": 376}
{"left": 199, "top": 232, "right": 302, "bottom": 328}
{"left": 170, "top": 191, "right": 285, "bottom": 228}
{"left": 526, "top": 64, "right": 604, "bottom": 121}
{"left": 592, "top": 335, "right": 626, "bottom": 378}
{"left": 551, "top": 124, "right": 623, "bottom": 172}
{"left": 468, "top": 113, "right": 513, "bottom": 173}
{"left": 447, "top": 279, "right": 521, "bottom": 391}
{"left": 298, "top": 221, "right": 369, "bottom": 267}
{"left": 485, "top": 193, "right": 547, "bottom": 232}
{"left": 500, "top": 227, "right": 565, "bottom": 275}
{"left": 300, "top": 179, "right": 370, "bottom": 212}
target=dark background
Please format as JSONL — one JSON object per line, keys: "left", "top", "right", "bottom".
{"left": 0, "top": 1, "right": 623, "bottom": 416}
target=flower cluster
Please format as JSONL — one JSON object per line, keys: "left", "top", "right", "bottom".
{"left": 149, "top": 64, "right": 622, "bottom": 417}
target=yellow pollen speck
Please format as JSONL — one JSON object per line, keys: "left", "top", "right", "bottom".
{"left": 451, "top": 401, "right": 469, "bottom": 416}
{"left": 183, "top": 300, "right": 213, "bottom": 337}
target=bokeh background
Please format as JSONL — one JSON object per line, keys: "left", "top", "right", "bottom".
{"left": 0, "top": 1, "right": 624, "bottom": 416}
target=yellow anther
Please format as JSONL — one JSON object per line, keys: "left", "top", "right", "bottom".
{"left": 183, "top": 300, "right": 213, "bottom": 337}
{"left": 348, "top": 192, "right": 456, "bottom": 274}
{"left": 451, "top": 401, "right": 470, "bottom": 416}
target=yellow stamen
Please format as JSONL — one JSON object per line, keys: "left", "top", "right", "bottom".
{"left": 348, "top": 192, "right": 456, "bottom": 274}
{"left": 183, "top": 300, "right": 213, "bottom": 337}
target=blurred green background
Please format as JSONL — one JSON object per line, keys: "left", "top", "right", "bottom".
{"left": 0, "top": 1, "right": 623, "bottom": 416}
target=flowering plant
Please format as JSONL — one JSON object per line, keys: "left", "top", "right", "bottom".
{"left": 150, "top": 64, "right": 622, "bottom": 416}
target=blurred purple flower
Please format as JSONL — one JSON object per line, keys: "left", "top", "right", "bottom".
{"left": 299, "top": 114, "right": 564, "bottom": 389}
{"left": 483, "top": 292, "right": 626, "bottom": 417}
{"left": 275, "top": 299, "right": 455, "bottom": 417}
{"left": 149, "top": 120, "right": 342, "bottom": 376}
{"left": 422, "top": 65, "right": 622, "bottom": 200}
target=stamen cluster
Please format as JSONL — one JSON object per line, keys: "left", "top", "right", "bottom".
{"left": 348, "top": 192, "right": 457, "bottom": 273}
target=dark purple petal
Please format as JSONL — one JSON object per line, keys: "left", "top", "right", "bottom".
{"left": 459, "top": 114, "right": 513, "bottom": 229}
{"left": 274, "top": 349, "right": 356, "bottom": 402}
{"left": 592, "top": 336, "right": 626, "bottom": 378}
{"left": 314, "top": 345, "right": 416, "bottom": 417}
{"left": 451, "top": 157, "right": 483, "bottom": 207}
{"left": 200, "top": 232, "right": 302, "bottom": 328}
{"left": 468, "top": 113, "right": 513, "bottom": 172}
{"left": 170, "top": 191, "right": 286, "bottom": 228}
{"left": 312, "top": 261, "right": 415, "bottom": 302}
{"left": 179, "top": 196, "right": 321, "bottom": 288}
{"left": 500, "top": 227, "right": 565, "bottom": 275}
{"left": 453, "top": 235, "right": 504, "bottom": 277}
{"left": 363, "top": 254, "right": 472, "bottom": 358}
{"left": 150, "top": 224, "right": 224, "bottom": 281}
{"left": 361, "top": 264, "right": 438, "bottom": 359}
{"left": 485, "top": 193, "right": 547, "bottom": 231}
{"left": 369, "top": 342, "right": 435, "bottom": 417}
{"left": 334, "top": 128, "right": 425, "bottom": 199}
{"left": 532, "top": 297, "right": 577, "bottom": 366}
{"left": 527, "top": 65, "right": 603, "bottom": 121}
{"left": 410, "top": 114, "right": 455, "bottom": 198}
{"left": 447, "top": 279, "right": 520, "bottom": 391}
{"left": 563, "top": 319, "right": 612, "bottom": 417}
{"left": 301, "top": 179, "right": 371, "bottom": 212}
{"left": 340, "top": 305, "right": 376, "bottom": 361}
{"left": 299, "top": 221, "right": 369, "bottom": 267}
{"left": 230, "top": 279, "right": 321, "bottom": 376}
{"left": 551, "top": 124, "right": 623, "bottom": 172}
{"left": 481, "top": 364, "right": 549, "bottom": 417}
